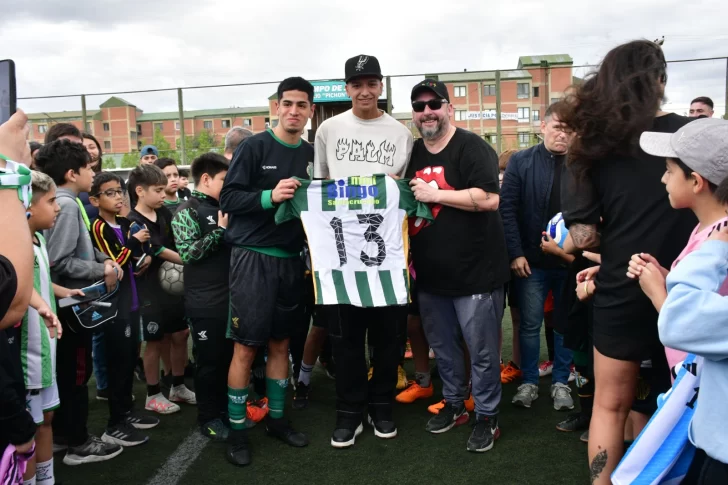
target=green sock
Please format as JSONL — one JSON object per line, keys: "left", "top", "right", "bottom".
{"left": 228, "top": 386, "right": 248, "bottom": 430}
{"left": 266, "top": 377, "right": 288, "bottom": 419}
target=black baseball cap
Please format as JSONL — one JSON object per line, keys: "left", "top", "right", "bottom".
{"left": 345, "top": 55, "right": 383, "bottom": 83}
{"left": 411, "top": 79, "right": 450, "bottom": 103}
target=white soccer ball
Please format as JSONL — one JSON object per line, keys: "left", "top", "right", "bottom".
{"left": 546, "top": 212, "right": 568, "bottom": 249}
{"left": 158, "top": 261, "right": 184, "bottom": 296}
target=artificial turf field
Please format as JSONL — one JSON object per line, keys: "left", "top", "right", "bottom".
{"left": 56, "top": 309, "right": 590, "bottom": 485}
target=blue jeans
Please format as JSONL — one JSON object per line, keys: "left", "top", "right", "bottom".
{"left": 515, "top": 268, "right": 572, "bottom": 385}
{"left": 92, "top": 330, "right": 108, "bottom": 391}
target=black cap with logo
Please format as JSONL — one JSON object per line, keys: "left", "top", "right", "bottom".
{"left": 411, "top": 79, "right": 450, "bottom": 103}
{"left": 345, "top": 55, "right": 383, "bottom": 83}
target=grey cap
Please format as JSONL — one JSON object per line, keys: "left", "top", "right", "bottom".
{"left": 640, "top": 118, "right": 728, "bottom": 185}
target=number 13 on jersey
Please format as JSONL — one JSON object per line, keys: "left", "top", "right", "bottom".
{"left": 275, "top": 175, "right": 432, "bottom": 308}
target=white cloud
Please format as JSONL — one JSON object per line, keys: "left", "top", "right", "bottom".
{"left": 3, "top": 0, "right": 726, "bottom": 117}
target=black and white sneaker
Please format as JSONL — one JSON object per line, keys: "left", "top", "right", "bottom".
{"left": 292, "top": 382, "right": 310, "bottom": 410}
{"left": 331, "top": 414, "right": 364, "bottom": 449}
{"left": 466, "top": 415, "right": 500, "bottom": 453}
{"left": 124, "top": 411, "right": 160, "bottom": 430}
{"left": 63, "top": 436, "right": 123, "bottom": 465}
{"left": 367, "top": 405, "right": 397, "bottom": 439}
{"left": 102, "top": 423, "right": 149, "bottom": 447}
{"left": 96, "top": 388, "right": 109, "bottom": 401}
{"left": 426, "top": 402, "right": 468, "bottom": 434}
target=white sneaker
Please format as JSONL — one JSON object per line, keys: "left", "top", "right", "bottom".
{"left": 170, "top": 384, "right": 197, "bottom": 405}
{"left": 551, "top": 382, "right": 575, "bottom": 411}
{"left": 568, "top": 365, "right": 577, "bottom": 383}
{"left": 512, "top": 383, "right": 539, "bottom": 408}
{"left": 145, "top": 393, "right": 180, "bottom": 414}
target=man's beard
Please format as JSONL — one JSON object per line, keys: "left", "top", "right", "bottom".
{"left": 417, "top": 116, "right": 446, "bottom": 140}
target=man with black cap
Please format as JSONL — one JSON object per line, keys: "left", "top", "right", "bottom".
{"left": 139, "top": 145, "right": 159, "bottom": 165}
{"left": 407, "top": 79, "right": 509, "bottom": 452}
{"left": 313, "top": 54, "right": 413, "bottom": 449}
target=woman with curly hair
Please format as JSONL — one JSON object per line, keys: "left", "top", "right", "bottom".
{"left": 556, "top": 40, "right": 697, "bottom": 484}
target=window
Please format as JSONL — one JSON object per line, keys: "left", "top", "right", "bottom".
{"left": 264, "top": 117, "right": 270, "bottom": 129}
{"left": 221, "top": 119, "right": 231, "bottom": 129}
{"left": 454, "top": 110, "right": 467, "bottom": 121}
{"left": 104, "top": 141, "right": 111, "bottom": 150}
{"left": 203, "top": 120, "right": 212, "bottom": 130}
{"left": 533, "top": 86, "right": 540, "bottom": 98}
{"left": 517, "top": 83, "right": 530, "bottom": 99}
{"left": 551, "top": 97, "right": 560, "bottom": 104}
{"left": 243, "top": 119, "right": 251, "bottom": 127}
{"left": 533, "top": 110, "right": 540, "bottom": 122}
{"left": 136, "top": 124, "right": 142, "bottom": 134}
{"left": 38, "top": 124, "right": 47, "bottom": 134}
{"left": 130, "top": 131, "right": 137, "bottom": 140}
{"left": 103, "top": 123, "right": 110, "bottom": 132}
{"left": 175, "top": 122, "right": 181, "bottom": 131}
{"left": 454, "top": 86, "right": 466, "bottom": 98}
{"left": 483, "top": 85, "right": 496, "bottom": 97}
{"left": 518, "top": 133, "right": 530, "bottom": 147}
{"left": 154, "top": 122, "right": 163, "bottom": 132}
{"left": 517, "top": 107, "right": 530, "bottom": 121}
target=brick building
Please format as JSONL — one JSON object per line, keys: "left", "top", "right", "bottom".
{"left": 27, "top": 96, "right": 269, "bottom": 154}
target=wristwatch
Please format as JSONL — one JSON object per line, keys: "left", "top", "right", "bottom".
{"left": 0, "top": 155, "right": 32, "bottom": 209}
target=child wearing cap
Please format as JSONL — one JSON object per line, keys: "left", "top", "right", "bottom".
{"left": 628, "top": 118, "right": 728, "bottom": 372}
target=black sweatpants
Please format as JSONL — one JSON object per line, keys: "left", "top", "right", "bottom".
{"left": 53, "top": 309, "right": 92, "bottom": 447}
{"left": 104, "top": 311, "right": 139, "bottom": 427}
{"left": 684, "top": 449, "right": 728, "bottom": 484}
{"left": 189, "top": 316, "right": 233, "bottom": 425}
{"left": 324, "top": 304, "right": 407, "bottom": 417}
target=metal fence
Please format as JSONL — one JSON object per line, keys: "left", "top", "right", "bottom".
{"left": 19, "top": 56, "right": 728, "bottom": 167}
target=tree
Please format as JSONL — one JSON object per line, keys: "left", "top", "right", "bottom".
{"left": 102, "top": 157, "right": 118, "bottom": 170}
{"left": 121, "top": 152, "right": 139, "bottom": 168}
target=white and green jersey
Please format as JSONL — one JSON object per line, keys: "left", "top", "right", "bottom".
{"left": 276, "top": 175, "right": 432, "bottom": 307}
{"left": 21, "top": 233, "right": 57, "bottom": 389}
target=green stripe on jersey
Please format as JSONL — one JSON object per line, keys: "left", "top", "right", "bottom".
{"left": 379, "top": 271, "right": 397, "bottom": 306}
{"left": 321, "top": 180, "right": 336, "bottom": 212}
{"left": 331, "top": 270, "right": 351, "bottom": 305}
{"left": 374, "top": 174, "right": 387, "bottom": 210}
{"left": 355, "top": 272, "right": 374, "bottom": 307}
{"left": 313, "top": 271, "right": 324, "bottom": 305}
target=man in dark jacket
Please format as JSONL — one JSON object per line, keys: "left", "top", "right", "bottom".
{"left": 499, "top": 103, "right": 573, "bottom": 411}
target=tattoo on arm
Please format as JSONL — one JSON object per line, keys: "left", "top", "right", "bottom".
{"left": 468, "top": 189, "right": 480, "bottom": 212}
{"left": 570, "top": 223, "right": 599, "bottom": 249}
{"left": 589, "top": 450, "right": 608, "bottom": 484}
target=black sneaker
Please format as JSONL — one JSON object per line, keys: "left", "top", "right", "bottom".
{"left": 331, "top": 416, "right": 364, "bottom": 449}
{"left": 134, "top": 359, "right": 146, "bottom": 382}
{"left": 226, "top": 429, "right": 251, "bottom": 467}
{"left": 201, "top": 418, "right": 230, "bottom": 441}
{"left": 467, "top": 415, "right": 500, "bottom": 453}
{"left": 293, "top": 382, "right": 310, "bottom": 410}
{"left": 63, "top": 436, "right": 123, "bottom": 465}
{"left": 367, "top": 405, "right": 397, "bottom": 439}
{"left": 265, "top": 416, "right": 309, "bottom": 447}
{"left": 124, "top": 411, "right": 160, "bottom": 430}
{"left": 96, "top": 388, "right": 109, "bottom": 401}
{"left": 556, "top": 412, "right": 590, "bottom": 433}
{"left": 319, "top": 358, "right": 336, "bottom": 380}
{"left": 102, "top": 423, "right": 149, "bottom": 447}
{"left": 426, "top": 402, "right": 468, "bottom": 434}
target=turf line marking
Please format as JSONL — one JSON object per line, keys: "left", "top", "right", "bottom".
{"left": 146, "top": 430, "right": 208, "bottom": 485}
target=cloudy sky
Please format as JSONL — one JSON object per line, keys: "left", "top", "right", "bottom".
{"left": 3, "top": 0, "right": 727, "bottom": 118}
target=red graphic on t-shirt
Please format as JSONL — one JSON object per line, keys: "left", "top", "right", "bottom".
{"left": 410, "top": 166, "right": 453, "bottom": 236}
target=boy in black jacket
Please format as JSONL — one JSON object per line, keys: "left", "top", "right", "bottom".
{"left": 89, "top": 172, "right": 161, "bottom": 445}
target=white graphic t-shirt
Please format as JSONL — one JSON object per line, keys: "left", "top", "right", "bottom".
{"left": 313, "top": 109, "right": 414, "bottom": 180}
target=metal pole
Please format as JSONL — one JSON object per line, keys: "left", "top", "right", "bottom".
{"left": 81, "top": 95, "right": 87, "bottom": 133}
{"left": 724, "top": 58, "right": 728, "bottom": 120}
{"left": 495, "top": 70, "right": 502, "bottom": 153}
{"left": 386, "top": 76, "right": 393, "bottom": 114}
{"left": 177, "top": 88, "right": 186, "bottom": 165}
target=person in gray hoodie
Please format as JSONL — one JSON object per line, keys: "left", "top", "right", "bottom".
{"left": 35, "top": 140, "right": 125, "bottom": 466}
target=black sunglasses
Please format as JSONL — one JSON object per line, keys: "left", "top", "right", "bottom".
{"left": 412, "top": 99, "right": 448, "bottom": 112}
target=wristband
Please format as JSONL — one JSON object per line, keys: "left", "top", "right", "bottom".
{"left": 584, "top": 281, "right": 590, "bottom": 296}
{"left": 0, "top": 155, "right": 32, "bottom": 210}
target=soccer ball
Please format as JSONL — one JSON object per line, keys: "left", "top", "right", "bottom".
{"left": 158, "top": 261, "right": 184, "bottom": 296}
{"left": 546, "top": 212, "right": 568, "bottom": 249}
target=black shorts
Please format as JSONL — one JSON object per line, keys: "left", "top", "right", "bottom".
{"left": 227, "top": 248, "right": 303, "bottom": 346}
{"left": 408, "top": 279, "right": 420, "bottom": 317}
{"left": 140, "top": 297, "right": 187, "bottom": 342}
{"left": 631, "top": 351, "right": 671, "bottom": 416}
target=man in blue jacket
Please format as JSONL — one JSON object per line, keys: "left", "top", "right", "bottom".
{"left": 499, "top": 103, "right": 573, "bottom": 411}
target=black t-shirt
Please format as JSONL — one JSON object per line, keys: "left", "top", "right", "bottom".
{"left": 128, "top": 206, "right": 176, "bottom": 297}
{"left": 220, "top": 130, "right": 312, "bottom": 253}
{"left": 406, "top": 128, "right": 510, "bottom": 296}
{"left": 562, "top": 113, "right": 697, "bottom": 341}
{"left": 0, "top": 255, "right": 17, "bottom": 323}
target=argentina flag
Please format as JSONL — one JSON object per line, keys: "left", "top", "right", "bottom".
{"left": 612, "top": 353, "right": 702, "bottom": 485}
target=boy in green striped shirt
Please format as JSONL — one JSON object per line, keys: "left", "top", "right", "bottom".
{"left": 22, "top": 171, "right": 84, "bottom": 485}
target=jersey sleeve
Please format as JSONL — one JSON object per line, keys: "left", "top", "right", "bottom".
{"left": 396, "top": 179, "right": 433, "bottom": 222}
{"left": 461, "top": 139, "right": 500, "bottom": 194}
{"left": 172, "top": 206, "right": 225, "bottom": 264}
{"left": 274, "top": 178, "right": 312, "bottom": 224}
{"left": 219, "top": 140, "right": 268, "bottom": 215}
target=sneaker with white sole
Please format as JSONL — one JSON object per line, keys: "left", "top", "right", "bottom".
{"left": 124, "top": 411, "right": 160, "bottom": 430}
{"left": 512, "top": 383, "right": 539, "bottom": 408}
{"left": 145, "top": 392, "right": 180, "bottom": 414}
{"left": 102, "top": 423, "right": 149, "bottom": 447}
{"left": 169, "top": 384, "right": 197, "bottom": 405}
{"left": 551, "top": 382, "right": 575, "bottom": 411}
{"left": 538, "top": 360, "right": 553, "bottom": 377}
{"left": 63, "top": 436, "right": 123, "bottom": 466}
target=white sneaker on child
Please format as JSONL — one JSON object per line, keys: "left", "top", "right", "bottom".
{"left": 145, "top": 393, "right": 180, "bottom": 414}
{"left": 170, "top": 385, "right": 197, "bottom": 405}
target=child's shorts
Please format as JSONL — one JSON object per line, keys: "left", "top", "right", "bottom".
{"left": 26, "top": 383, "right": 60, "bottom": 424}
